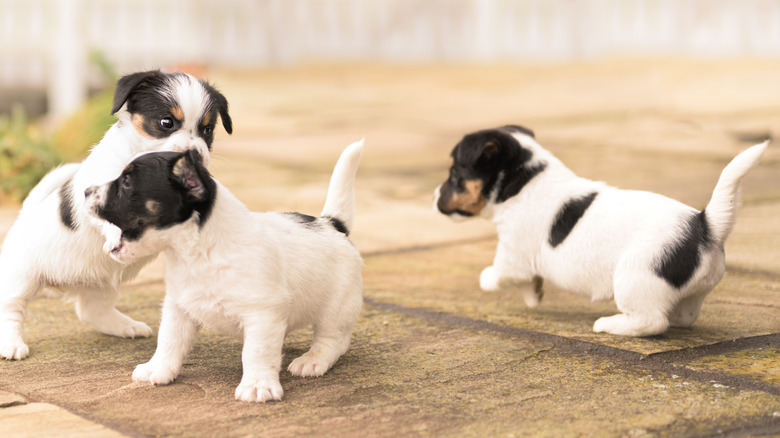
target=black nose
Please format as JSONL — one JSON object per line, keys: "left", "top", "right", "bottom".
{"left": 85, "top": 186, "right": 97, "bottom": 197}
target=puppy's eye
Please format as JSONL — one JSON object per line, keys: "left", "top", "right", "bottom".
{"left": 122, "top": 175, "right": 132, "bottom": 190}
{"left": 202, "top": 125, "right": 213, "bottom": 136}
{"left": 160, "top": 117, "right": 174, "bottom": 130}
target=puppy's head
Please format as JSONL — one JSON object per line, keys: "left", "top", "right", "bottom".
{"left": 434, "top": 125, "right": 546, "bottom": 220}
{"left": 85, "top": 150, "right": 216, "bottom": 263}
{"left": 111, "top": 70, "right": 233, "bottom": 166}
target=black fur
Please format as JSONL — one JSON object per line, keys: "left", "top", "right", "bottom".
{"left": 111, "top": 70, "right": 162, "bottom": 115}
{"left": 284, "top": 212, "right": 350, "bottom": 236}
{"left": 654, "top": 211, "right": 712, "bottom": 289}
{"left": 549, "top": 192, "right": 598, "bottom": 248}
{"left": 95, "top": 150, "right": 216, "bottom": 241}
{"left": 328, "top": 217, "right": 349, "bottom": 236}
{"left": 58, "top": 177, "right": 77, "bottom": 231}
{"left": 439, "top": 127, "right": 545, "bottom": 215}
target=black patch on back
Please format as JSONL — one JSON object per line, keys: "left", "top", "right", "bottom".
{"left": 284, "top": 212, "right": 350, "bottom": 236}
{"left": 328, "top": 217, "right": 349, "bottom": 236}
{"left": 286, "top": 212, "right": 317, "bottom": 224}
{"left": 654, "top": 211, "right": 712, "bottom": 289}
{"left": 59, "top": 177, "right": 77, "bottom": 231}
{"left": 549, "top": 192, "right": 598, "bottom": 248}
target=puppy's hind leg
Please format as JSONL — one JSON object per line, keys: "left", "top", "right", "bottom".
{"left": 288, "top": 282, "right": 362, "bottom": 378}
{"left": 73, "top": 285, "right": 152, "bottom": 339}
{"left": 668, "top": 291, "right": 708, "bottom": 328}
{"left": 593, "top": 268, "right": 672, "bottom": 337}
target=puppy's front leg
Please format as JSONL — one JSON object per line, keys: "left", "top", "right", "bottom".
{"left": 235, "top": 317, "right": 286, "bottom": 403}
{"left": 480, "top": 242, "right": 544, "bottom": 307}
{"left": 133, "top": 296, "right": 198, "bottom": 385}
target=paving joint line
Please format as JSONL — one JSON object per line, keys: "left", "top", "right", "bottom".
{"left": 364, "top": 298, "right": 780, "bottom": 396}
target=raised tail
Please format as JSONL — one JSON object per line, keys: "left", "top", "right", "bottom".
{"left": 705, "top": 140, "right": 769, "bottom": 244}
{"left": 321, "top": 139, "right": 365, "bottom": 234}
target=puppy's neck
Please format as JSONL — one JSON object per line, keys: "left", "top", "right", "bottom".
{"left": 164, "top": 183, "right": 249, "bottom": 264}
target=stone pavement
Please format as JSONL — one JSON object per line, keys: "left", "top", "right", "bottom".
{"left": 0, "top": 59, "right": 779, "bottom": 437}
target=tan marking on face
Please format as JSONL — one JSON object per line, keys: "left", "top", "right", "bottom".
{"left": 201, "top": 111, "right": 212, "bottom": 127}
{"left": 443, "top": 179, "right": 486, "bottom": 215}
{"left": 170, "top": 106, "right": 184, "bottom": 122}
{"left": 145, "top": 200, "right": 161, "bottom": 215}
{"left": 131, "top": 114, "right": 154, "bottom": 139}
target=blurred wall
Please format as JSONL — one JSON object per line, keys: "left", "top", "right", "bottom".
{"left": 2, "top": 0, "right": 780, "bottom": 120}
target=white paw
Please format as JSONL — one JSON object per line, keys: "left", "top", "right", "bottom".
{"left": 114, "top": 319, "right": 153, "bottom": 339}
{"left": 592, "top": 316, "right": 614, "bottom": 334}
{"left": 235, "top": 377, "right": 284, "bottom": 402}
{"left": 288, "top": 353, "right": 331, "bottom": 377}
{"left": 479, "top": 266, "right": 501, "bottom": 291}
{"left": 0, "top": 340, "right": 29, "bottom": 360}
{"left": 523, "top": 290, "right": 541, "bottom": 308}
{"left": 133, "top": 361, "right": 178, "bottom": 385}
{"left": 102, "top": 223, "right": 123, "bottom": 254}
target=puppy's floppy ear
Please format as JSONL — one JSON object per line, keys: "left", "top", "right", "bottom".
{"left": 202, "top": 82, "right": 233, "bottom": 135}
{"left": 214, "top": 91, "right": 233, "bottom": 135}
{"left": 172, "top": 150, "right": 210, "bottom": 200}
{"left": 457, "top": 134, "right": 503, "bottom": 167}
{"left": 112, "top": 70, "right": 162, "bottom": 115}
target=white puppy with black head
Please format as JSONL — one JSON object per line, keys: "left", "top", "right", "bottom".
{"left": 85, "top": 140, "right": 364, "bottom": 402}
{"left": 434, "top": 125, "right": 767, "bottom": 337}
{"left": 0, "top": 70, "right": 232, "bottom": 360}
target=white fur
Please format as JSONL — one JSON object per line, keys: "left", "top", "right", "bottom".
{"left": 0, "top": 74, "right": 215, "bottom": 360}
{"left": 436, "top": 133, "right": 768, "bottom": 337}
{"left": 105, "top": 140, "right": 364, "bottom": 402}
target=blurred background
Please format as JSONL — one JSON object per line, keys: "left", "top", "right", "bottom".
{"left": 0, "top": 0, "right": 779, "bottom": 203}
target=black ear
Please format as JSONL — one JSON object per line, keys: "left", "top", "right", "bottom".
{"left": 215, "top": 91, "right": 233, "bottom": 135}
{"left": 111, "top": 70, "right": 162, "bottom": 115}
{"left": 202, "top": 82, "right": 232, "bottom": 135}
{"left": 457, "top": 133, "right": 503, "bottom": 167}
{"left": 172, "top": 150, "right": 209, "bottom": 200}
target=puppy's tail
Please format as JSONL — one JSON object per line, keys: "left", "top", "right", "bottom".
{"left": 321, "top": 139, "right": 365, "bottom": 235}
{"left": 23, "top": 163, "right": 80, "bottom": 208}
{"left": 704, "top": 140, "right": 768, "bottom": 244}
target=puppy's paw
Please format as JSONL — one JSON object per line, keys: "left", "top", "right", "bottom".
{"left": 288, "top": 353, "right": 331, "bottom": 377}
{"left": 101, "top": 223, "right": 123, "bottom": 254}
{"left": 479, "top": 266, "right": 501, "bottom": 291}
{"left": 133, "top": 362, "right": 178, "bottom": 385}
{"left": 0, "top": 340, "right": 29, "bottom": 360}
{"left": 115, "top": 319, "right": 153, "bottom": 339}
{"left": 235, "top": 377, "right": 284, "bottom": 403}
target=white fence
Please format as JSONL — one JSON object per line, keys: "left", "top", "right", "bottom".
{"left": 2, "top": 0, "right": 780, "bottom": 120}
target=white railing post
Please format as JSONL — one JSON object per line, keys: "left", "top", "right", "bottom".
{"left": 48, "top": 0, "right": 86, "bottom": 123}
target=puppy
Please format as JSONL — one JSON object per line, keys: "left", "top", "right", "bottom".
{"left": 0, "top": 70, "right": 232, "bottom": 360}
{"left": 434, "top": 126, "right": 767, "bottom": 337}
{"left": 85, "top": 140, "right": 365, "bottom": 402}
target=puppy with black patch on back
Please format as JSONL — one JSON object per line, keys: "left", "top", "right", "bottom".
{"left": 434, "top": 125, "right": 768, "bottom": 337}
{"left": 84, "top": 140, "right": 365, "bottom": 403}
{"left": 0, "top": 70, "right": 232, "bottom": 360}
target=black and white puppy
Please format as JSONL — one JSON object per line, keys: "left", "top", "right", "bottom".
{"left": 434, "top": 126, "right": 767, "bottom": 337}
{"left": 0, "top": 70, "right": 232, "bottom": 360}
{"left": 85, "top": 140, "right": 364, "bottom": 402}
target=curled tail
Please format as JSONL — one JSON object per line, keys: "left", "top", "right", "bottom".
{"left": 705, "top": 140, "right": 769, "bottom": 244}
{"left": 321, "top": 139, "right": 365, "bottom": 234}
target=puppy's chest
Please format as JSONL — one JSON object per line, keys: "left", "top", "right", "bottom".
{"left": 170, "top": 279, "right": 244, "bottom": 336}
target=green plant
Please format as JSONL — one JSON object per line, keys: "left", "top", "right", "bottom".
{"left": 0, "top": 107, "right": 61, "bottom": 203}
